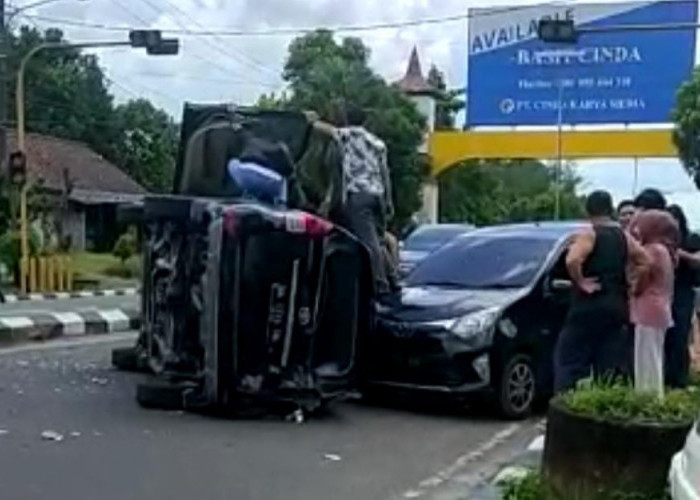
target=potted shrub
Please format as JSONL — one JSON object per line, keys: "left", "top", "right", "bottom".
{"left": 542, "top": 383, "right": 699, "bottom": 499}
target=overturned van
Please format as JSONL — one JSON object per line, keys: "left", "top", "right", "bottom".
{"left": 112, "top": 104, "right": 373, "bottom": 416}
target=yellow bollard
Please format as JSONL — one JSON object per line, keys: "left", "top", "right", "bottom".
{"left": 29, "top": 258, "right": 37, "bottom": 293}
{"left": 38, "top": 257, "right": 47, "bottom": 292}
{"left": 47, "top": 257, "right": 55, "bottom": 292}
{"left": 56, "top": 257, "right": 64, "bottom": 292}
{"left": 64, "top": 256, "right": 73, "bottom": 292}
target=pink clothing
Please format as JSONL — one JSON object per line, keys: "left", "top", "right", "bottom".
{"left": 631, "top": 243, "right": 675, "bottom": 330}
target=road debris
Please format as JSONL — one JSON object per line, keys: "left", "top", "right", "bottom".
{"left": 41, "top": 430, "right": 64, "bottom": 442}
{"left": 286, "top": 409, "right": 305, "bottom": 424}
{"left": 323, "top": 454, "right": 342, "bottom": 462}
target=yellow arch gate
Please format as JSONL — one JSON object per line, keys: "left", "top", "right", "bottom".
{"left": 428, "top": 129, "right": 677, "bottom": 177}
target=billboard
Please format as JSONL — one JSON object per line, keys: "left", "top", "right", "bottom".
{"left": 467, "top": 1, "right": 698, "bottom": 126}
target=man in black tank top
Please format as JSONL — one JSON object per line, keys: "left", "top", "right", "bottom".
{"left": 554, "top": 191, "right": 650, "bottom": 393}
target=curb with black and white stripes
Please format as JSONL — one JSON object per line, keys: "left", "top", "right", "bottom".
{"left": 1, "top": 288, "right": 139, "bottom": 303}
{"left": 0, "top": 308, "right": 141, "bottom": 343}
{"left": 469, "top": 434, "right": 546, "bottom": 500}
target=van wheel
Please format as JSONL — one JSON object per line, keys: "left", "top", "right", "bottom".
{"left": 111, "top": 347, "right": 139, "bottom": 372}
{"left": 136, "top": 380, "right": 196, "bottom": 411}
{"left": 496, "top": 354, "right": 536, "bottom": 420}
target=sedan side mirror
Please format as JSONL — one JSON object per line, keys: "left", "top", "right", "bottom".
{"left": 550, "top": 279, "right": 573, "bottom": 291}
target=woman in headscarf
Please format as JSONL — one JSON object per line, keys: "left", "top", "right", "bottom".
{"left": 629, "top": 209, "right": 680, "bottom": 397}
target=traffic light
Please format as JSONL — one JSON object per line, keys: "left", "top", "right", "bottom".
{"left": 129, "top": 30, "right": 162, "bottom": 49}
{"left": 538, "top": 19, "right": 578, "bottom": 43}
{"left": 147, "top": 38, "right": 179, "bottom": 56}
{"left": 129, "top": 30, "right": 179, "bottom": 55}
{"left": 9, "top": 151, "right": 27, "bottom": 186}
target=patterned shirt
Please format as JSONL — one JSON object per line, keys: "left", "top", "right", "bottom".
{"left": 338, "top": 127, "right": 391, "bottom": 204}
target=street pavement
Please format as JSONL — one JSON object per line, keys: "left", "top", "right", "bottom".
{"left": 0, "top": 334, "right": 540, "bottom": 500}
{"left": 0, "top": 294, "right": 139, "bottom": 317}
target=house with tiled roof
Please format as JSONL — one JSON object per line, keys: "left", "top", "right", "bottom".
{"left": 6, "top": 131, "right": 147, "bottom": 251}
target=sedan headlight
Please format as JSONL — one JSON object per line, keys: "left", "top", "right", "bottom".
{"left": 450, "top": 307, "right": 501, "bottom": 343}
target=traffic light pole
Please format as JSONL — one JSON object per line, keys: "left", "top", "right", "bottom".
{"left": 1, "top": 0, "right": 7, "bottom": 180}
{"left": 15, "top": 34, "right": 178, "bottom": 292}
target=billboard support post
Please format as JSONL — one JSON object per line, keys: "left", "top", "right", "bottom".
{"left": 555, "top": 80, "right": 564, "bottom": 220}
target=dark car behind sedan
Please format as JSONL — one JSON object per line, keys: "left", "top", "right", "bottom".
{"left": 366, "top": 222, "right": 583, "bottom": 419}
{"left": 399, "top": 224, "right": 473, "bottom": 277}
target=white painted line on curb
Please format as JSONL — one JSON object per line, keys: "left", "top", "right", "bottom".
{"left": 123, "top": 288, "right": 138, "bottom": 296}
{"left": 98, "top": 309, "right": 130, "bottom": 332}
{"left": 527, "top": 435, "right": 545, "bottom": 452}
{"left": 54, "top": 292, "right": 70, "bottom": 299}
{"left": 401, "top": 423, "right": 522, "bottom": 499}
{"left": 3, "top": 295, "right": 18, "bottom": 303}
{"left": 102, "top": 290, "right": 117, "bottom": 297}
{"left": 28, "top": 293, "right": 43, "bottom": 301}
{"left": 0, "top": 317, "right": 34, "bottom": 329}
{"left": 78, "top": 291, "right": 93, "bottom": 298}
{"left": 52, "top": 312, "right": 85, "bottom": 337}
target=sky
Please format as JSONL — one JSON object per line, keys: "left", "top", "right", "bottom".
{"left": 6, "top": 0, "right": 700, "bottom": 227}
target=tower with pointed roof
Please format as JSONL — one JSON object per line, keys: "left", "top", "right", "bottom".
{"left": 395, "top": 47, "right": 439, "bottom": 223}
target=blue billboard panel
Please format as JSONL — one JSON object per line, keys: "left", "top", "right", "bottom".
{"left": 467, "top": 1, "right": 698, "bottom": 126}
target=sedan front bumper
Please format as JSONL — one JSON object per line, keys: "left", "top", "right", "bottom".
{"left": 365, "top": 319, "right": 492, "bottom": 395}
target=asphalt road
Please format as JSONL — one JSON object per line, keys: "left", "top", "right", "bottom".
{"left": 0, "top": 335, "right": 538, "bottom": 500}
{"left": 0, "top": 295, "right": 139, "bottom": 317}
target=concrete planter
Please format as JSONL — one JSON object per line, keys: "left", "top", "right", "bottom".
{"left": 543, "top": 399, "right": 692, "bottom": 499}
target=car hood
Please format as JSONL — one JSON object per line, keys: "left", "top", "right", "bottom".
{"left": 378, "top": 286, "right": 528, "bottom": 323}
{"left": 399, "top": 250, "right": 429, "bottom": 263}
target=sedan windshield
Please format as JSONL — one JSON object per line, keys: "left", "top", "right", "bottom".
{"left": 406, "top": 235, "right": 556, "bottom": 289}
{"left": 403, "top": 226, "right": 470, "bottom": 253}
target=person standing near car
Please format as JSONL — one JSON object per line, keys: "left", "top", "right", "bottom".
{"left": 335, "top": 103, "right": 394, "bottom": 296}
{"left": 629, "top": 209, "right": 679, "bottom": 397}
{"left": 666, "top": 205, "right": 700, "bottom": 388}
{"left": 554, "top": 190, "right": 650, "bottom": 393}
{"left": 617, "top": 200, "right": 636, "bottom": 231}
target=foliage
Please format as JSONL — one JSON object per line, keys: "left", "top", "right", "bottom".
{"left": 0, "top": 228, "right": 40, "bottom": 284}
{"left": 674, "top": 66, "right": 700, "bottom": 185}
{"left": 280, "top": 30, "right": 427, "bottom": 227}
{"left": 72, "top": 251, "right": 141, "bottom": 287}
{"left": 439, "top": 160, "right": 584, "bottom": 225}
{"left": 112, "top": 228, "right": 138, "bottom": 265}
{"left": 4, "top": 27, "right": 177, "bottom": 193}
{"left": 500, "top": 470, "right": 544, "bottom": 500}
{"left": 111, "top": 100, "right": 178, "bottom": 192}
{"left": 558, "top": 381, "right": 700, "bottom": 425}
{"left": 499, "top": 470, "right": 669, "bottom": 500}
{"left": 427, "top": 66, "right": 464, "bottom": 130}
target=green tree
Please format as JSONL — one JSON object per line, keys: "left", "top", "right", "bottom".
{"left": 674, "top": 67, "right": 700, "bottom": 185}
{"left": 5, "top": 27, "right": 118, "bottom": 151}
{"left": 280, "top": 30, "right": 427, "bottom": 227}
{"left": 439, "top": 160, "right": 584, "bottom": 225}
{"left": 4, "top": 26, "right": 177, "bottom": 193}
{"left": 112, "top": 99, "right": 178, "bottom": 192}
{"left": 427, "top": 66, "right": 464, "bottom": 130}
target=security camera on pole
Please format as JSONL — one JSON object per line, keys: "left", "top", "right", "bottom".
{"left": 14, "top": 30, "right": 179, "bottom": 293}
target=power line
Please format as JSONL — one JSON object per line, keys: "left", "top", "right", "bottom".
{"left": 137, "top": 71, "right": 282, "bottom": 89}
{"left": 18, "top": 3, "right": 575, "bottom": 37}
{"left": 109, "top": 0, "right": 150, "bottom": 27}
{"left": 137, "top": 0, "right": 279, "bottom": 78}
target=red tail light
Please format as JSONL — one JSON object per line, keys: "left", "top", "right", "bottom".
{"left": 285, "top": 212, "right": 333, "bottom": 237}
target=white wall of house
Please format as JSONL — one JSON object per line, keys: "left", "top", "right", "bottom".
{"left": 60, "top": 207, "right": 86, "bottom": 250}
